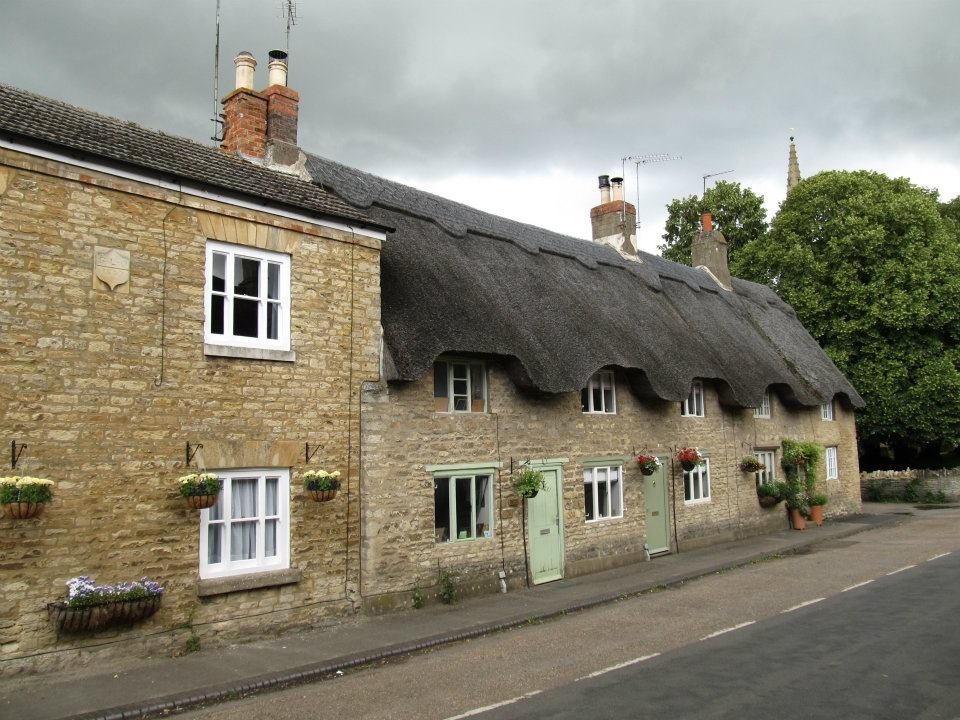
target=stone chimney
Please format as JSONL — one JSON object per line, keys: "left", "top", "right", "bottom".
{"left": 691, "top": 211, "right": 732, "bottom": 290}
{"left": 221, "top": 50, "right": 303, "bottom": 173}
{"left": 590, "top": 175, "right": 638, "bottom": 257}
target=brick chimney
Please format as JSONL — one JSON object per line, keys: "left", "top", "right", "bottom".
{"left": 590, "top": 175, "right": 638, "bottom": 257}
{"left": 221, "top": 50, "right": 302, "bottom": 171}
{"left": 691, "top": 211, "right": 732, "bottom": 290}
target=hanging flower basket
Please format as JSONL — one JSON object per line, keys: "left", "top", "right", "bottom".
{"left": 738, "top": 455, "right": 766, "bottom": 473}
{"left": 1, "top": 476, "right": 54, "bottom": 519}
{"left": 512, "top": 468, "right": 545, "bottom": 500}
{"left": 303, "top": 470, "right": 341, "bottom": 502}
{"left": 48, "top": 576, "right": 164, "bottom": 633}
{"left": 675, "top": 447, "right": 703, "bottom": 472}
{"left": 758, "top": 495, "right": 781, "bottom": 509}
{"left": 178, "top": 473, "right": 221, "bottom": 510}
{"left": 636, "top": 454, "right": 661, "bottom": 476}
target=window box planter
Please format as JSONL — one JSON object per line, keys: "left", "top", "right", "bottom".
{"left": 178, "top": 473, "right": 222, "bottom": 510}
{"left": 47, "top": 596, "right": 162, "bottom": 633}
{"left": 303, "top": 470, "right": 341, "bottom": 502}
{"left": 0, "top": 476, "right": 54, "bottom": 519}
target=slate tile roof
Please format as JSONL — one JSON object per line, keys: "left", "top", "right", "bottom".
{"left": 0, "top": 83, "right": 377, "bottom": 228}
{"left": 307, "top": 153, "right": 864, "bottom": 409}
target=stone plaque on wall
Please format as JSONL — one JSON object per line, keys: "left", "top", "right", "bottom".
{"left": 93, "top": 246, "right": 130, "bottom": 293}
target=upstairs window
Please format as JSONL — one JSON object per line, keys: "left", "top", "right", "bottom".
{"left": 755, "top": 450, "right": 776, "bottom": 485}
{"left": 681, "top": 381, "right": 705, "bottom": 417}
{"left": 204, "top": 241, "right": 290, "bottom": 351}
{"left": 581, "top": 371, "right": 616, "bottom": 414}
{"left": 434, "top": 359, "right": 487, "bottom": 413}
{"left": 754, "top": 392, "right": 771, "bottom": 419}
{"left": 821, "top": 401, "right": 835, "bottom": 421}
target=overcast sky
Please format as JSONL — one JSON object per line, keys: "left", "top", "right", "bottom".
{"left": 3, "top": 1, "right": 958, "bottom": 252}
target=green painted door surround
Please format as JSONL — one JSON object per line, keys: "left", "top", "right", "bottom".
{"left": 526, "top": 459, "right": 566, "bottom": 584}
{"left": 644, "top": 459, "right": 670, "bottom": 554}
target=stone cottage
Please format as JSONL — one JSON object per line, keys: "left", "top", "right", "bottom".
{"left": 0, "top": 49, "right": 863, "bottom": 672}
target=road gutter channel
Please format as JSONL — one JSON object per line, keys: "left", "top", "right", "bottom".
{"left": 68, "top": 516, "right": 905, "bottom": 720}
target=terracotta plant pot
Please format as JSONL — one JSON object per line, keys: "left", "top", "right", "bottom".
{"left": 789, "top": 508, "right": 806, "bottom": 531}
{"left": 2, "top": 501, "right": 46, "bottom": 519}
{"left": 309, "top": 489, "right": 338, "bottom": 502}
{"left": 758, "top": 495, "right": 781, "bottom": 509}
{"left": 185, "top": 494, "right": 218, "bottom": 510}
{"left": 809, "top": 505, "right": 824, "bottom": 527}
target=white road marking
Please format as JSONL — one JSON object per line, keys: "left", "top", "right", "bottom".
{"left": 700, "top": 621, "right": 755, "bottom": 640}
{"left": 887, "top": 565, "right": 917, "bottom": 576}
{"left": 842, "top": 580, "right": 874, "bottom": 592}
{"left": 781, "top": 598, "right": 825, "bottom": 613}
{"left": 576, "top": 653, "right": 661, "bottom": 681}
{"left": 443, "top": 691, "right": 542, "bottom": 719}
{"left": 928, "top": 552, "right": 951, "bottom": 561}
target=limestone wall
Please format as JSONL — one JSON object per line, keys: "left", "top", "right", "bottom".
{"left": 0, "top": 148, "right": 381, "bottom": 674}
{"left": 359, "top": 363, "right": 861, "bottom": 603}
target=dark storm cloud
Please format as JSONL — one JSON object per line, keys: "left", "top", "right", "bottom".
{"left": 2, "top": 0, "right": 958, "bottom": 243}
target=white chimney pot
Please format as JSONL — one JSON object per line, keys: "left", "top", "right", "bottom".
{"left": 234, "top": 52, "right": 256, "bottom": 91}
{"left": 268, "top": 50, "right": 288, "bottom": 87}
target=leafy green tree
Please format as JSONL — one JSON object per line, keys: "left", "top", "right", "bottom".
{"left": 659, "top": 181, "right": 768, "bottom": 264}
{"left": 735, "top": 171, "right": 960, "bottom": 467}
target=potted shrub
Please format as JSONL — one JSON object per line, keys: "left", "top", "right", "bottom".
{"left": 756, "top": 480, "right": 786, "bottom": 509}
{"left": 513, "top": 468, "right": 545, "bottom": 499}
{"left": 48, "top": 575, "right": 164, "bottom": 633}
{"left": 636, "top": 454, "right": 662, "bottom": 476}
{"left": 675, "top": 447, "right": 703, "bottom": 471}
{"left": 178, "top": 472, "right": 221, "bottom": 510}
{"left": 303, "top": 469, "right": 341, "bottom": 502}
{"left": 739, "top": 455, "right": 766, "bottom": 473}
{"left": 785, "top": 494, "right": 807, "bottom": 530}
{"left": 808, "top": 493, "right": 828, "bottom": 526}
{"left": 0, "top": 476, "right": 54, "bottom": 519}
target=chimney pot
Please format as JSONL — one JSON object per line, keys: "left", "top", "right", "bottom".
{"left": 267, "top": 49, "right": 288, "bottom": 87}
{"left": 611, "top": 176, "right": 624, "bottom": 203}
{"left": 598, "top": 174, "right": 611, "bottom": 204}
{"left": 701, "top": 211, "right": 713, "bottom": 232}
{"left": 234, "top": 51, "right": 257, "bottom": 91}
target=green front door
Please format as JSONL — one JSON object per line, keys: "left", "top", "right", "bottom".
{"left": 527, "top": 467, "right": 564, "bottom": 584}
{"left": 643, "top": 464, "right": 670, "bottom": 554}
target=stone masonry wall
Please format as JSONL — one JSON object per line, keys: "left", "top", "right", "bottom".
{"left": 860, "top": 468, "right": 960, "bottom": 501}
{"left": 360, "top": 362, "right": 861, "bottom": 604}
{"left": 0, "top": 148, "right": 381, "bottom": 674}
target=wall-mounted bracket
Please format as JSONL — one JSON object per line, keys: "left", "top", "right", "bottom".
{"left": 305, "top": 443, "right": 322, "bottom": 464}
{"left": 185, "top": 442, "right": 203, "bottom": 466}
{"left": 11, "top": 440, "right": 26, "bottom": 470}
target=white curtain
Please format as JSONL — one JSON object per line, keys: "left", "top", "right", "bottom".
{"left": 231, "top": 478, "right": 257, "bottom": 561}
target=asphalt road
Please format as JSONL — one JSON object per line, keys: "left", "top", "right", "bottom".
{"left": 183, "top": 507, "right": 960, "bottom": 720}
{"left": 477, "top": 551, "right": 960, "bottom": 720}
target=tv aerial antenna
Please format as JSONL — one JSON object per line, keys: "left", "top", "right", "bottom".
{"left": 702, "top": 169, "right": 734, "bottom": 197}
{"left": 210, "top": 0, "right": 223, "bottom": 144}
{"left": 281, "top": 0, "right": 299, "bottom": 53}
{"left": 621, "top": 153, "right": 682, "bottom": 229}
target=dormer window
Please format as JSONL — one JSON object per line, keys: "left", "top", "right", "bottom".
{"left": 581, "top": 371, "right": 616, "bottom": 414}
{"left": 681, "top": 381, "right": 705, "bottom": 417}
{"left": 821, "top": 401, "right": 835, "bottom": 421}
{"left": 754, "top": 392, "right": 771, "bottom": 419}
{"left": 433, "top": 359, "right": 487, "bottom": 413}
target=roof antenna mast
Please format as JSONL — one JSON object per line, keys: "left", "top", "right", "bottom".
{"left": 210, "top": 0, "right": 223, "bottom": 144}
{"left": 620, "top": 152, "right": 682, "bottom": 230}
{"left": 281, "top": 0, "right": 299, "bottom": 54}
{"left": 702, "top": 169, "right": 734, "bottom": 197}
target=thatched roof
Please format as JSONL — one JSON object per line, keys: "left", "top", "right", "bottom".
{"left": 307, "top": 154, "right": 863, "bottom": 410}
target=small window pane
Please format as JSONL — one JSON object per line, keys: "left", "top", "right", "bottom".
{"left": 602, "top": 385, "right": 613, "bottom": 412}
{"left": 266, "top": 302, "right": 280, "bottom": 340}
{"left": 434, "top": 479, "right": 450, "bottom": 542}
{"left": 230, "top": 521, "right": 257, "bottom": 561}
{"left": 233, "top": 298, "right": 259, "bottom": 337}
{"left": 234, "top": 257, "right": 260, "bottom": 297}
{"left": 207, "top": 524, "right": 222, "bottom": 564}
{"left": 598, "top": 479, "right": 610, "bottom": 517}
{"left": 265, "top": 477, "right": 278, "bottom": 516}
{"left": 455, "top": 477, "right": 473, "bottom": 539}
{"left": 212, "top": 253, "right": 226, "bottom": 292}
{"left": 581, "top": 388, "right": 589, "bottom": 412}
{"left": 584, "top": 480, "right": 594, "bottom": 520}
{"left": 475, "top": 476, "right": 490, "bottom": 533}
{"left": 211, "top": 295, "right": 225, "bottom": 335}
{"left": 267, "top": 263, "right": 280, "bottom": 300}
{"left": 232, "top": 478, "right": 257, "bottom": 519}
{"left": 265, "top": 519, "right": 277, "bottom": 557}
{"left": 209, "top": 494, "right": 223, "bottom": 521}
{"left": 434, "top": 362, "right": 448, "bottom": 398}
{"left": 592, "top": 386, "right": 602, "bottom": 411}
{"left": 470, "top": 364, "right": 484, "bottom": 401}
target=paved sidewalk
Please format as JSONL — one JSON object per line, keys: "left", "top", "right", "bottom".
{"left": 1, "top": 509, "right": 909, "bottom": 720}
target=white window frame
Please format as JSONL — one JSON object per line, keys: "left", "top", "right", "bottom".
{"left": 433, "top": 359, "right": 487, "bottom": 413}
{"left": 754, "top": 392, "right": 771, "bottom": 419}
{"left": 683, "top": 458, "right": 711, "bottom": 503}
{"left": 581, "top": 371, "right": 617, "bottom": 414}
{"left": 681, "top": 381, "right": 705, "bottom": 417}
{"left": 199, "top": 468, "right": 290, "bottom": 580}
{"left": 821, "top": 401, "right": 835, "bottom": 421}
{"left": 583, "top": 465, "right": 624, "bottom": 521}
{"left": 433, "top": 473, "right": 495, "bottom": 542}
{"left": 755, "top": 450, "right": 776, "bottom": 485}
{"left": 204, "top": 240, "right": 291, "bottom": 352}
{"left": 826, "top": 446, "right": 839, "bottom": 480}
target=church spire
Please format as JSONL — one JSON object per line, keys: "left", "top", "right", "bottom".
{"left": 787, "top": 135, "right": 801, "bottom": 192}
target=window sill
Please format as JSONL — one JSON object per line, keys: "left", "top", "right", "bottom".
{"left": 684, "top": 498, "right": 712, "bottom": 506}
{"left": 581, "top": 411, "right": 617, "bottom": 416}
{"left": 585, "top": 515, "right": 624, "bottom": 523}
{"left": 204, "top": 343, "right": 296, "bottom": 362}
{"left": 197, "top": 567, "right": 302, "bottom": 597}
